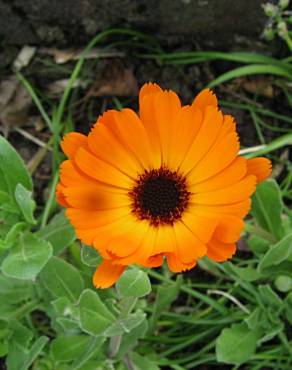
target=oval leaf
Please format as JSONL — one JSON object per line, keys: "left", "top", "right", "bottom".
{"left": 0, "top": 135, "right": 32, "bottom": 198}
{"left": 252, "top": 179, "right": 285, "bottom": 241}
{"left": 78, "top": 289, "right": 115, "bottom": 336}
{"left": 1, "top": 233, "right": 52, "bottom": 280}
{"left": 216, "top": 323, "right": 262, "bottom": 365}
{"left": 116, "top": 269, "right": 151, "bottom": 298}
{"left": 40, "top": 256, "right": 84, "bottom": 302}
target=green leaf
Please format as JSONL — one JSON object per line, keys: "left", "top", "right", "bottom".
{"left": 248, "top": 235, "right": 269, "bottom": 254}
{"left": 0, "top": 274, "right": 32, "bottom": 303}
{"left": 1, "top": 233, "right": 53, "bottom": 280}
{"left": 14, "top": 184, "right": 36, "bottom": 224}
{"left": 54, "top": 317, "right": 80, "bottom": 333}
{"left": 37, "top": 212, "right": 75, "bottom": 255}
{"left": 71, "top": 337, "right": 105, "bottom": 370}
{"left": 226, "top": 263, "right": 261, "bottom": 282}
{"left": 0, "top": 340, "right": 8, "bottom": 357}
{"left": 258, "top": 285, "right": 283, "bottom": 311}
{"left": 6, "top": 321, "right": 48, "bottom": 370}
{"left": 4, "top": 222, "right": 27, "bottom": 248}
{"left": 216, "top": 323, "right": 262, "bottom": 365}
{"left": 81, "top": 245, "right": 101, "bottom": 267}
{"left": 252, "top": 179, "right": 285, "bottom": 241}
{"left": 51, "top": 335, "right": 91, "bottom": 362}
{"left": 9, "top": 321, "right": 33, "bottom": 349}
{"left": 131, "top": 352, "right": 160, "bottom": 370}
{"left": 258, "top": 233, "right": 292, "bottom": 275}
{"left": 116, "top": 269, "right": 151, "bottom": 298}
{"left": 22, "top": 336, "right": 48, "bottom": 370}
{"left": 104, "top": 310, "right": 146, "bottom": 336}
{"left": 79, "top": 289, "right": 115, "bottom": 336}
{"left": 208, "top": 64, "right": 292, "bottom": 89}
{"left": 51, "top": 297, "right": 77, "bottom": 317}
{"left": 40, "top": 256, "right": 84, "bottom": 302}
{"left": 275, "top": 275, "right": 292, "bottom": 292}
{"left": 0, "top": 136, "right": 32, "bottom": 198}
{"left": 116, "top": 318, "right": 148, "bottom": 359}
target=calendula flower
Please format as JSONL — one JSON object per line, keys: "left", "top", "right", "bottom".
{"left": 56, "top": 83, "right": 272, "bottom": 288}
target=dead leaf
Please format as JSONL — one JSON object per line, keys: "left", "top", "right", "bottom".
{"left": 0, "top": 76, "right": 32, "bottom": 133}
{"left": 13, "top": 45, "right": 36, "bottom": 71}
{"left": 46, "top": 78, "right": 87, "bottom": 97}
{"left": 89, "top": 62, "right": 138, "bottom": 97}
{"left": 40, "top": 47, "right": 124, "bottom": 64}
{"left": 242, "top": 77, "right": 274, "bottom": 98}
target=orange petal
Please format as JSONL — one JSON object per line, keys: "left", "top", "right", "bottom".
{"left": 152, "top": 90, "right": 182, "bottom": 167}
{"left": 61, "top": 132, "right": 87, "bottom": 158}
{"left": 116, "top": 225, "right": 157, "bottom": 265}
{"left": 109, "top": 109, "right": 153, "bottom": 170}
{"left": 66, "top": 208, "right": 131, "bottom": 230}
{"left": 89, "top": 110, "right": 146, "bottom": 175}
{"left": 217, "top": 114, "right": 236, "bottom": 140}
{"left": 182, "top": 209, "right": 218, "bottom": 244}
{"left": 190, "top": 157, "right": 247, "bottom": 193}
{"left": 168, "top": 105, "right": 203, "bottom": 170}
{"left": 75, "top": 147, "right": 133, "bottom": 189}
{"left": 152, "top": 226, "right": 175, "bottom": 255}
{"left": 62, "top": 186, "right": 131, "bottom": 210}
{"left": 188, "top": 132, "right": 240, "bottom": 183}
{"left": 143, "top": 254, "right": 164, "bottom": 267}
{"left": 166, "top": 252, "right": 196, "bottom": 273}
{"left": 193, "top": 199, "right": 252, "bottom": 219}
{"left": 192, "top": 89, "right": 218, "bottom": 111}
{"left": 179, "top": 106, "right": 223, "bottom": 174}
{"left": 207, "top": 238, "right": 236, "bottom": 262}
{"left": 93, "top": 259, "right": 126, "bottom": 289}
{"left": 91, "top": 216, "right": 137, "bottom": 259}
{"left": 191, "top": 175, "right": 256, "bottom": 205}
{"left": 139, "top": 89, "right": 163, "bottom": 168}
{"left": 173, "top": 221, "right": 207, "bottom": 264}
{"left": 139, "top": 82, "right": 162, "bottom": 101}
{"left": 106, "top": 221, "right": 149, "bottom": 258}
{"left": 60, "top": 160, "right": 95, "bottom": 187}
{"left": 213, "top": 215, "right": 244, "bottom": 243}
{"left": 56, "top": 183, "right": 69, "bottom": 207}
{"left": 246, "top": 157, "right": 272, "bottom": 183}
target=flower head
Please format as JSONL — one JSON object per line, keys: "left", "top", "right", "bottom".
{"left": 56, "top": 83, "right": 272, "bottom": 288}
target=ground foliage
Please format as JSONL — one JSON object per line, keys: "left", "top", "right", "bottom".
{"left": 0, "top": 23, "right": 292, "bottom": 370}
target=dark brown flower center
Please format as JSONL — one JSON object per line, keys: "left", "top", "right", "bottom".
{"left": 130, "top": 167, "right": 190, "bottom": 226}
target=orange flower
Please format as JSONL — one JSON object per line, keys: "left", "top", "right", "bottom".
{"left": 56, "top": 83, "right": 272, "bottom": 289}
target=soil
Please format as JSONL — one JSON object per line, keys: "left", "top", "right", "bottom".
{"left": 1, "top": 0, "right": 268, "bottom": 49}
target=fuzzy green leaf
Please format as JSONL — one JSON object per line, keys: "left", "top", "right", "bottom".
{"left": 79, "top": 289, "right": 115, "bottom": 336}
{"left": 252, "top": 179, "right": 285, "bottom": 241}
{"left": 37, "top": 212, "right": 75, "bottom": 255}
{"left": 258, "top": 233, "right": 292, "bottom": 275}
{"left": 14, "top": 184, "right": 36, "bottom": 225}
{"left": 216, "top": 323, "right": 262, "bottom": 365}
{"left": 40, "top": 256, "right": 84, "bottom": 302}
{"left": 0, "top": 136, "right": 32, "bottom": 198}
{"left": 1, "top": 233, "right": 52, "bottom": 280}
{"left": 116, "top": 269, "right": 151, "bottom": 298}
{"left": 51, "top": 335, "right": 91, "bottom": 362}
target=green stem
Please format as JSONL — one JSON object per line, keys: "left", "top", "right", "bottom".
{"left": 40, "top": 171, "right": 59, "bottom": 228}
